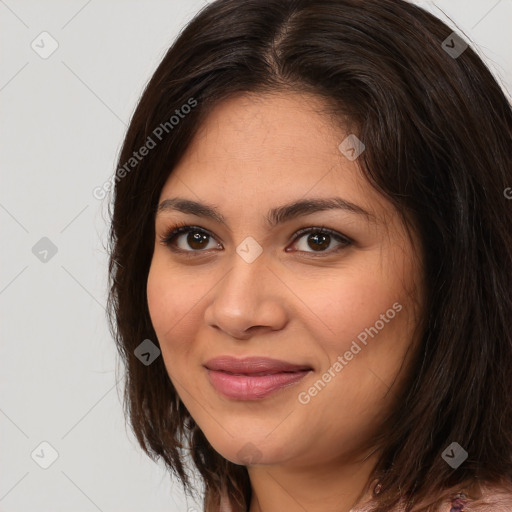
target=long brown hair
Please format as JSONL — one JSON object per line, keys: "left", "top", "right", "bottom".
{"left": 106, "top": 1, "right": 512, "bottom": 510}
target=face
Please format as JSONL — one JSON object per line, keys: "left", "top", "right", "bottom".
{"left": 147, "top": 91, "right": 424, "bottom": 471}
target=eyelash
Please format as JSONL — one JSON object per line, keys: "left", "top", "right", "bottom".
{"left": 158, "top": 221, "right": 353, "bottom": 258}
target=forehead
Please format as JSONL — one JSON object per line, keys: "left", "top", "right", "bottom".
{"left": 158, "top": 91, "right": 390, "bottom": 223}
{"left": 179, "top": 91, "right": 344, "bottom": 168}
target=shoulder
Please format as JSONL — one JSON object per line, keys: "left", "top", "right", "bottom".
{"left": 350, "top": 480, "right": 512, "bottom": 512}
{"left": 462, "top": 481, "right": 512, "bottom": 512}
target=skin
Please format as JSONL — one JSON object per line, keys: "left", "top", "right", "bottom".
{"left": 147, "top": 91, "right": 425, "bottom": 512}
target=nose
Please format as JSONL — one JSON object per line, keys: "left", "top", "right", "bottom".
{"left": 204, "top": 251, "right": 288, "bottom": 340}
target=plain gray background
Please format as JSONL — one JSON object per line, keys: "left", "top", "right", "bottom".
{"left": 1, "top": 1, "right": 511, "bottom": 511}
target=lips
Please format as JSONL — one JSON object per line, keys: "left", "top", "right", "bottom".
{"left": 204, "top": 356, "right": 313, "bottom": 400}
{"left": 204, "top": 356, "right": 313, "bottom": 375}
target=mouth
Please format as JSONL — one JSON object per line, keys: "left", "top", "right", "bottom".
{"left": 204, "top": 356, "right": 313, "bottom": 400}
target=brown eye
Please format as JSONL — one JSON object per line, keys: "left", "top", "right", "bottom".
{"left": 305, "top": 232, "right": 331, "bottom": 251}
{"left": 160, "top": 225, "right": 222, "bottom": 252}
{"left": 186, "top": 231, "right": 210, "bottom": 250}
{"left": 289, "top": 227, "right": 352, "bottom": 254}
{"left": 159, "top": 224, "right": 351, "bottom": 257}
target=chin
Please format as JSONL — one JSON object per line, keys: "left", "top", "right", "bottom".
{"left": 206, "top": 433, "right": 292, "bottom": 467}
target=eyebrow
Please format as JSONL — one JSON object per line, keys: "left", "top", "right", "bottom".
{"left": 156, "top": 196, "right": 377, "bottom": 228}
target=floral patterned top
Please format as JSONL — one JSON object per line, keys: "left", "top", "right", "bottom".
{"left": 450, "top": 493, "right": 468, "bottom": 511}
{"left": 219, "top": 482, "right": 512, "bottom": 511}
{"left": 348, "top": 483, "right": 512, "bottom": 512}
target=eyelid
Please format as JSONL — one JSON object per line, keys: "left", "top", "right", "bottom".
{"left": 158, "top": 223, "right": 222, "bottom": 253}
{"left": 290, "top": 225, "right": 352, "bottom": 246}
{"left": 158, "top": 223, "right": 352, "bottom": 255}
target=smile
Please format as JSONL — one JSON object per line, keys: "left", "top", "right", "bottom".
{"left": 204, "top": 356, "right": 313, "bottom": 400}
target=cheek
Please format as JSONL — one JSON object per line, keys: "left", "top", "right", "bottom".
{"left": 147, "top": 260, "right": 191, "bottom": 344}
{"left": 146, "top": 258, "right": 210, "bottom": 369}
{"left": 146, "top": 262, "right": 172, "bottom": 335}
{"left": 295, "top": 254, "right": 418, "bottom": 402}
{"left": 299, "top": 267, "right": 404, "bottom": 351}
{"left": 305, "top": 266, "right": 419, "bottom": 411}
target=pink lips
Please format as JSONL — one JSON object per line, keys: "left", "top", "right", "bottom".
{"left": 204, "top": 356, "right": 313, "bottom": 400}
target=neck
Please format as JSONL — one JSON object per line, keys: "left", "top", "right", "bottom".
{"left": 247, "top": 450, "right": 380, "bottom": 512}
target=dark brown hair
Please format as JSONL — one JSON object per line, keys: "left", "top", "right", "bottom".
{"left": 106, "top": 1, "right": 512, "bottom": 510}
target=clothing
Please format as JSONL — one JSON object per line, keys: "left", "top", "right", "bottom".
{"left": 349, "top": 482, "right": 512, "bottom": 512}
{"left": 219, "top": 481, "right": 512, "bottom": 511}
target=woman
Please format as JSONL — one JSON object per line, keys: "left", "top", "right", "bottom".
{"left": 106, "top": 0, "right": 512, "bottom": 510}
